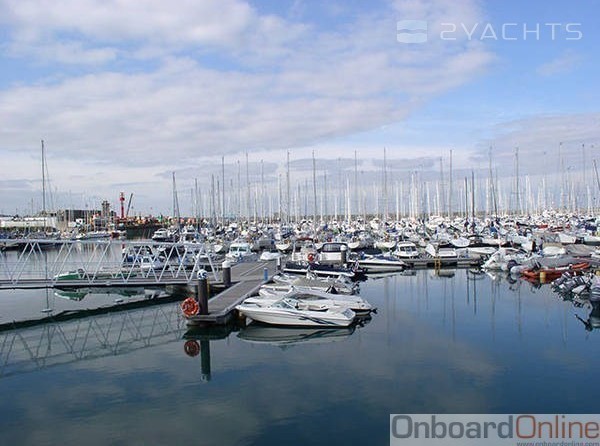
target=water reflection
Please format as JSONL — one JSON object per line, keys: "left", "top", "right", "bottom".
{"left": 183, "top": 325, "right": 237, "bottom": 382}
{"left": 54, "top": 286, "right": 149, "bottom": 301}
{"left": 575, "top": 302, "right": 600, "bottom": 331}
{"left": 237, "top": 325, "right": 356, "bottom": 348}
{"left": 3, "top": 269, "right": 600, "bottom": 445}
{"left": 0, "top": 302, "right": 185, "bottom": 377}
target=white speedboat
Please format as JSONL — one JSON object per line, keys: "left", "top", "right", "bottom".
{"left": 259, "top": 250, "right": 284, "bottom": 261}
{"left": 357, "top": 254, "right": 406, "bottom": 273}
{"left": 481, "top": 247, "right": 531, "bottom": 271}
{"left": 394, "top": 241, "right": 420, "bottom": 259}
{"left": 236, "top": 297, "right": 356, "bottom": 327}
{"left": 425, "top": 242, "right": 457, "bottom": 259}
{"left": 225, "top": 241, "right": 258, "bottom": 263}
{"left": 251, "top": 287, "right": 373, "bottom": 314}
{"left": 270, "top": 272, "right": 357, "bottom": 294}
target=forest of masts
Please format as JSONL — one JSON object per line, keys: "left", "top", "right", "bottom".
{"left": 185, "top": 147, "right": 600, "bottom": 226}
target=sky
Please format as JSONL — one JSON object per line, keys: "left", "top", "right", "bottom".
{"left": 0, "top": 0, "right": 598, "bottom": 217}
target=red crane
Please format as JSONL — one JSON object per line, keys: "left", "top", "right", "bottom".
{"left": 119, "top": 192, "right": 125, "bottom": 219}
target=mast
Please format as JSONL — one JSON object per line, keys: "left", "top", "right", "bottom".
{"left": 515, "top": 147, "right": 521, "bottom": 215}
{"left": 195, "top": 178, "right": 200, "bottom": 229}
{"left": 245, "top": 152, "right": 250, "bottom": 223}
{"left": 312, "top": 151, "right": 317, "bottom": 226}
{"left": 383, "top": 147, "right": 388, "bottom": 221}
{"left": 464, "top": 176, "right": 468, "bottom": 219}
{"left": 559, "top": 142, "right": 564, "bottom": 211}
{"left": 448, "top": 149, "right": 453, "bottom": 219}
{"left": 593, "top": 159, "right": 600, "bottom": 213}
{"left": 221, "top": 156, "right": 225, "bottom": 224}
{"left": 277, "top": 174, "right": 282, "bottom": 221}
{"left": 354, "top": 150, "right": 358, "bottom": 220}
{"left": 210, "top": 174, "right": 216, "bottom": 227}
{"left": 41, "top": 139, "right": 46, "bottom": 216}
{"left": 286, "top": 151, "right": 290, "bottom": 225}
{"left": 324, "top": 170, "right": 328, "bottom": 222}
{"left": 172, "top": 172, "right": 180, "bottom": 228}
{"left": 260, "top": 159, "right": 265, "bottom": 223}
{"left": 471, "top": 170, "right": 475, "bottom": 226}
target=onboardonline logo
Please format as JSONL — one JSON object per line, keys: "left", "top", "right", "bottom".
{"left": 390, "top": 414, "right": 600, "bottom": 445}
{"left": 396, "top": 21, "right": 583, "bottom": 43}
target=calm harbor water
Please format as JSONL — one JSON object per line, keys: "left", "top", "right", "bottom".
{"left": 1, "top": 269, "right": 599, "bottom": 445}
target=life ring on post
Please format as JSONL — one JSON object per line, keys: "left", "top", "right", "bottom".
{"left": 181, "top": 297, "right": 200, "bottom": 317}
{"left": 307, "top": 252, "right": 316, "bottom": 263}
{"left": 184, "top": 340, "right": 200, "bottom": 357}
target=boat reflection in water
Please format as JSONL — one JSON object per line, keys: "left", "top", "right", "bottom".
{"left": 54, "top": 286, "right": 148, "bottom": 301}
{"left": 237, "top": 324, "right": 357, "bottom": 348}
{"left": 575, "top": 302, "right": 600, "bottom": 332}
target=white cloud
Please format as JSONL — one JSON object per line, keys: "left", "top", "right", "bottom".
{"left": 473, "top": 112, "right": 600, "bottom": 177}
{"left": 0, "top": 0, "right": 494, "bottom": 214}
{"left": 537, "top": 50, "right": 582, "bottom": 76}
{"left": 1, "top": 0, "right": 255, "bottom": 46}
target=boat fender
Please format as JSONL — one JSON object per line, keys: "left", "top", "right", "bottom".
{"left": 307, "top": 253, "right": 316, "bottom": 263}
{"left": 181, "top": 297, "right": 200, "bottom": 317}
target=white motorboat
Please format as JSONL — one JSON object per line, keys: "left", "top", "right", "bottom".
{"left": 449, "top": 236, "right": 470, "bottom": 248}
{"left": 374, "top": 239, "right": 397, "bottom": 251}
{"left": 236, "top": 297, "right": 356, "bottom": 327}
{"left": 357, "top": 254, "right": 406, "bottom": 273}
{"left": 151, "top": 227, "right": 178, "bottom": 242}
{"left": 481, "top": 247, "right": 531, "bottom": 271}
{"left": 225, "top": 241, "right": 258, "bottom": 263}
{"left": 251, "top": 287, "right": 373, "bottom": 314}
{"left": 271, "top": 272, "right": 357, "bottom": 294}
{"left": 259, "top": 250, "right": 284, "bottom": 261}
{"left": 425, "top": 242, "right": 457, "bottom": 259}
{"left": 275, "top": 240, "right": 293, "bottom": 252}
{"left": 394, "top": 241, "right": 420, "bottom": 258}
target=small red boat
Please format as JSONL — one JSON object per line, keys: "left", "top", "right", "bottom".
{"left": 521, "top": 262, "right": 590, "bottom": 283}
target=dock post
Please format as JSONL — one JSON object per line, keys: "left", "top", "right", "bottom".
{"left": 197, "top": 270, "right": 209, "bottom": 315}
{"left": 340, "top": 244, "right": 348, "bottom": 265}
{"left": 222, "top": 260, "right": 232, "bottom": 288}
{"left": 200, "top": 340, "right": 211, "bottom": 382}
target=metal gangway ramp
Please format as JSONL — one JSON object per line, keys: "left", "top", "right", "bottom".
{"left": 0, "top": 239, "right": 221, "bottom": 289}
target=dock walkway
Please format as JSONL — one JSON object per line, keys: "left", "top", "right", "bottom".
{"left": 186, "top": 260, "right": 278, "bottom": 325}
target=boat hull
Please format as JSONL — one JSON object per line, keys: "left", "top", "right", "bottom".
{"left": 237, "top": 306, "right": 355, "bottom": 327}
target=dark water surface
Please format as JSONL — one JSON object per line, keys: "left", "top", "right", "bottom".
{"left": 1, "top": 269, "right": 598, "bottom": 446}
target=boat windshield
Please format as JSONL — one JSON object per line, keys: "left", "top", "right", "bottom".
{"left": 274, "top": 298, "right": 298, "bottom": 309}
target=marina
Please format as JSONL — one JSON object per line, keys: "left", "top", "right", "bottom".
{"left": 1, "top": 0, "right": 600, "bottom": 443}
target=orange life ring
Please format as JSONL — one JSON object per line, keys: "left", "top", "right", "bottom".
{"left": 184, "top": 340, "right": 200, "bottom": 357}
{"left": 307, "top": 252, "right": 316, "bottom": 263}
{"left": 181, "top": 297, "right": 199, "bottom": 317}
